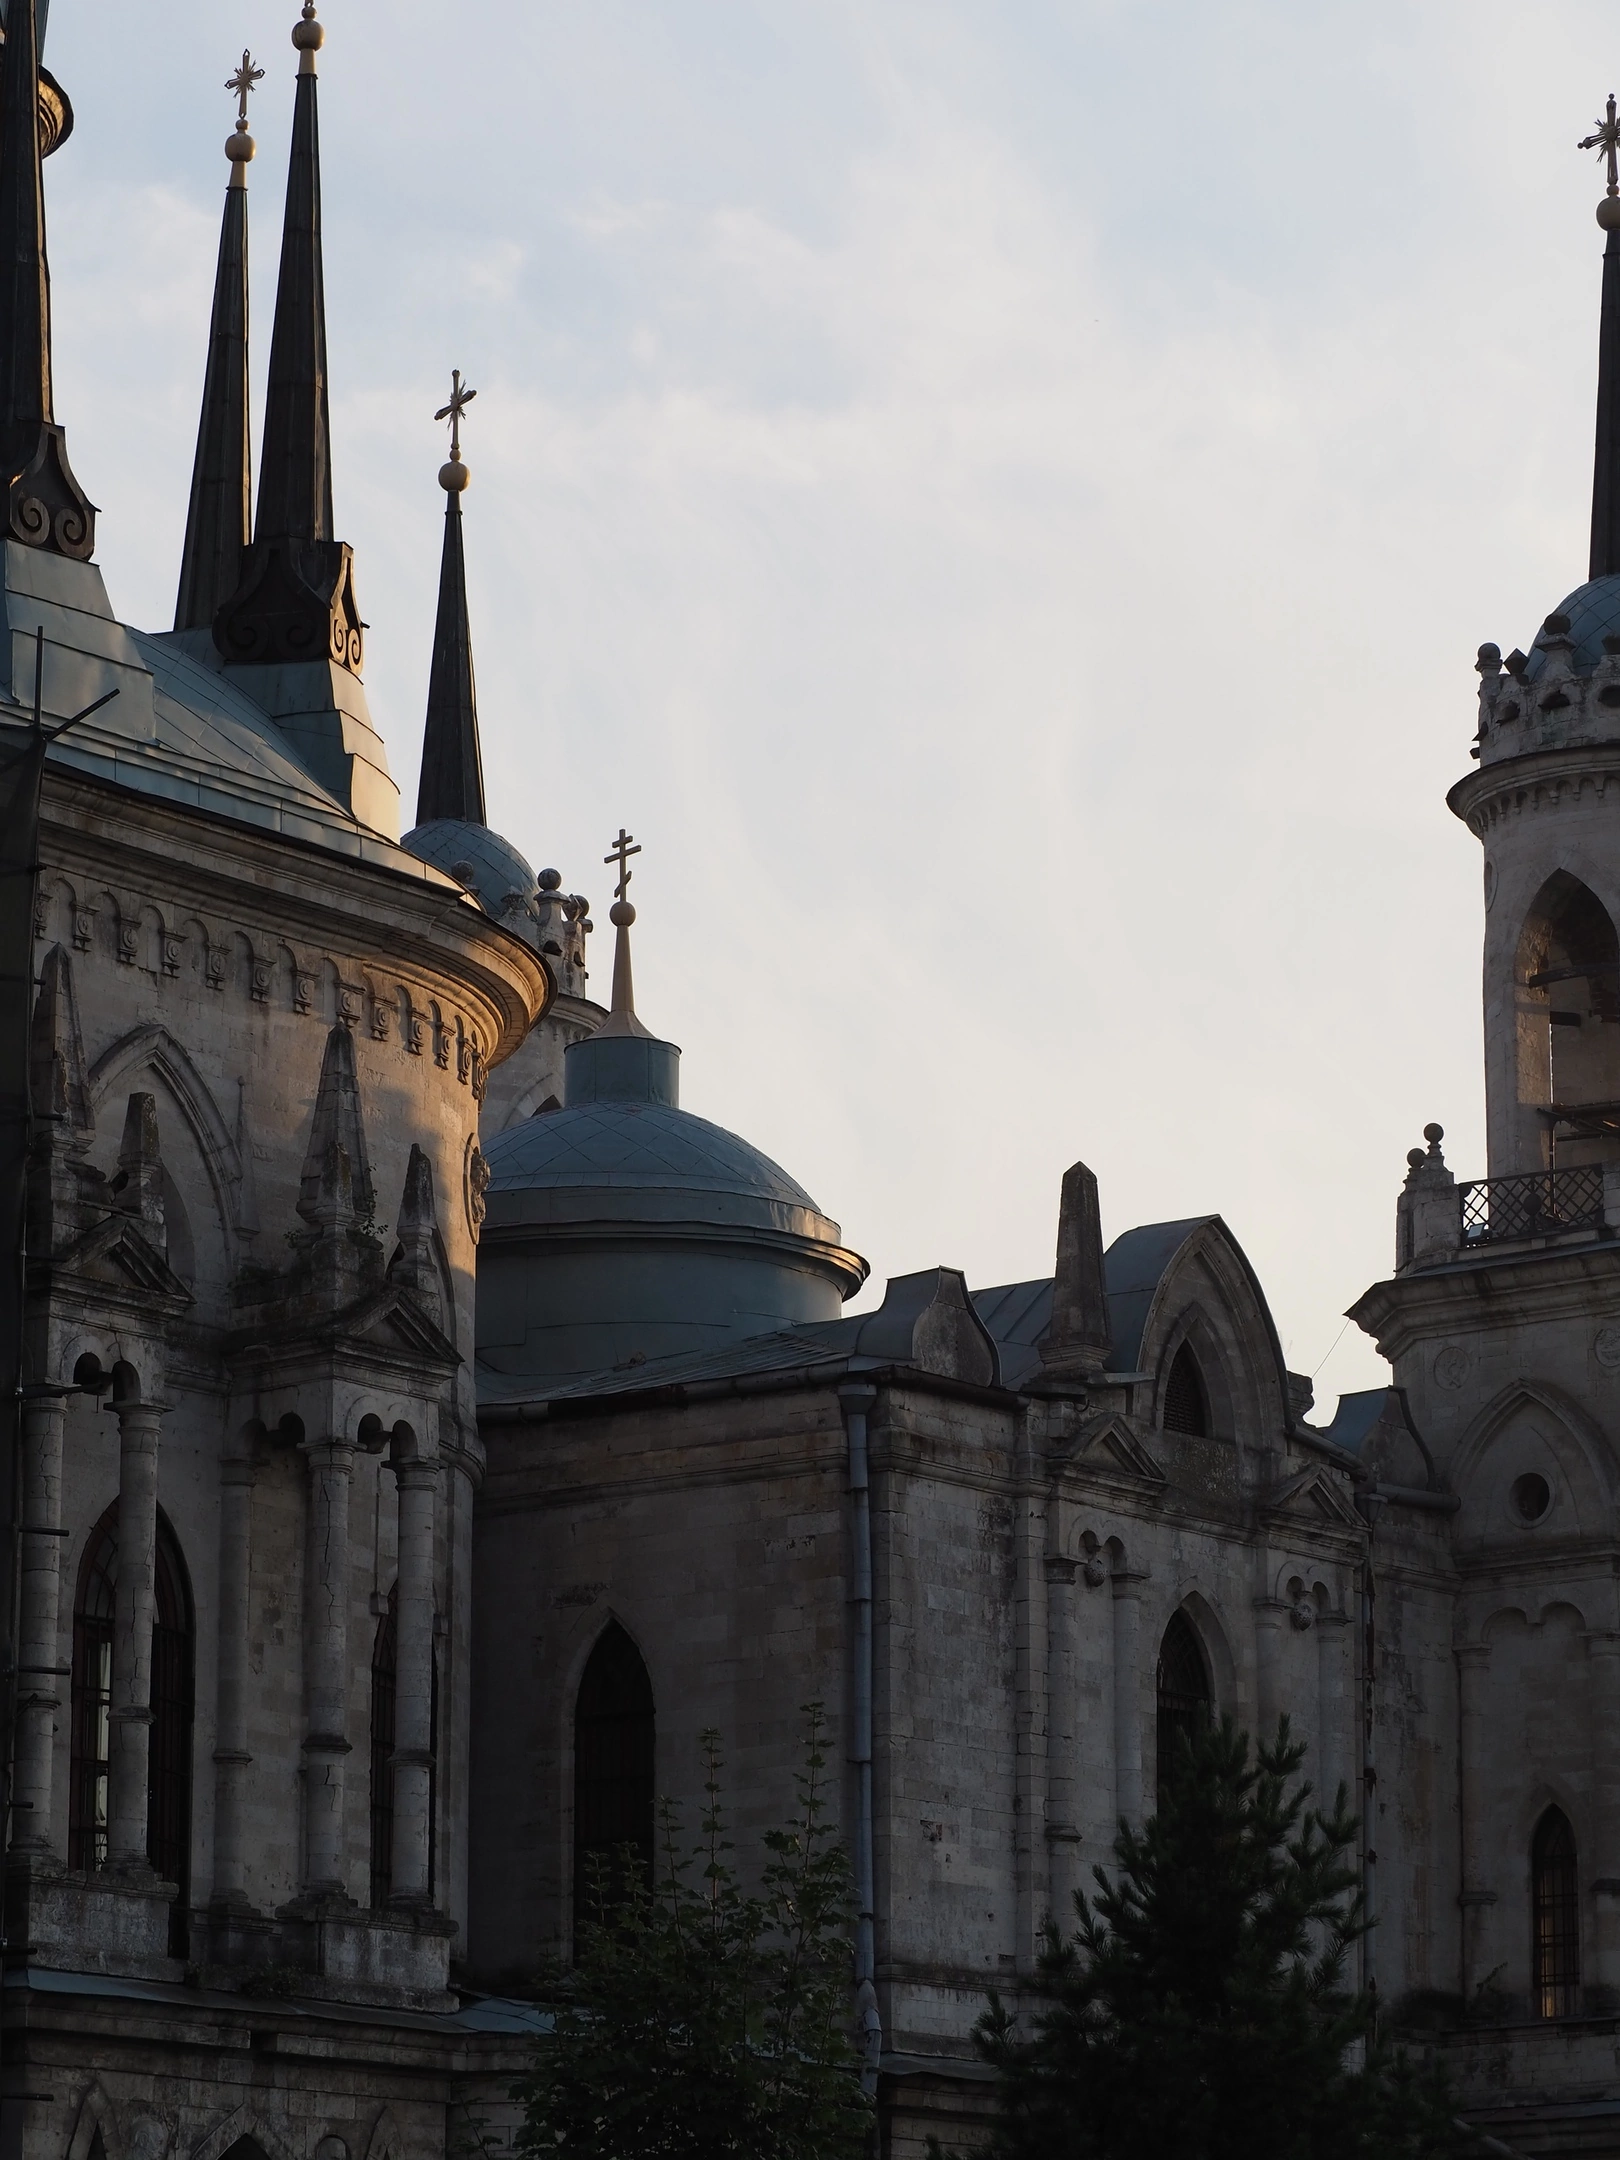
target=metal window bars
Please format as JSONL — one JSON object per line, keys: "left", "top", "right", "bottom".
{"left": 1459, "top": 1165, "right": 1606, "bottom": 1246}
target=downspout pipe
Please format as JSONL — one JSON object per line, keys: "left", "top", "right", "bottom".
{"left": 839, "top": 1382, "right": 882, "bottom": 2095}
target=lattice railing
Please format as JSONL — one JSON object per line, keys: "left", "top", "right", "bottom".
{"left": 1458, "top": 1165, "right": 1606, "bottom": 1246}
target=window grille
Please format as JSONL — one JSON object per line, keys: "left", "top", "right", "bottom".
{"left": 1155, "top": 1610, "right": 1211, "bottom": 1807}
{"left": 1162, "top": 1343, "right": 1210, "bottom": 1437}
{"left": 573, "top": 1622, "right": 655, "bottom": 1949}
{"left": 1533, "top": 1806, "right": 1580, "bottom": 2018}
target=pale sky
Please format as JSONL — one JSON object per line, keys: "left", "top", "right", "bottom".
{"left": 34, "top": 1, "right": 1620, "bottom": 1410}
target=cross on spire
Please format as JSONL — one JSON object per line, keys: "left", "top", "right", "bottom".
{"left": 227, "top": 50, "right": 264, "bottom": 129}
{"left": 1581, "top": 94, "right": 1620, "bottom": 199}
{"left": 604, "top": 827, "right": 641, "bottom": 902}
{"left": 434, "top": 369, "right": 476, "bottom": 464}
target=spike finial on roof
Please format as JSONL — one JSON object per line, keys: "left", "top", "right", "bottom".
{"left": 1038, "top": 1160, "right": 1112, "bottom": 1381}
{"left": 1582, "top": 95, "right": 1620, "bottom": 577}
{"left": 174, "top": 55, "right": 259, "bottom": 632}
{"left": 0, "top": 0, "right": 92, "bottom": 560}
{"left": 414, "top": 371, "right": 487, "bottom": 825}
{"left": 597, "top": 827, "right": 653, "bottom": 1040}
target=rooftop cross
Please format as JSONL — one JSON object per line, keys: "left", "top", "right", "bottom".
{"left": 434, "top": 369, "right": 477, "bottom": 466}
{"left": 1581, "top": 94, "right": 1620, "bottom": 200}
{"left": 227, "top": 50, "right": 264, "bottom": 129}
{"left": 604, "top": 827, "right": 641, "bottom": 903}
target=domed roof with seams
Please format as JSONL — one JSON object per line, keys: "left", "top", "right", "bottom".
{"left": 1521, "top": 574, "right": 1620, "bottom": 681}
{"left": 402, "top": 817, "right": 535, "bottom": 917}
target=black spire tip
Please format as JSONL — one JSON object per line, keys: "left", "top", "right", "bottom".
{"left": 415, "top": 486, "right": 486, "bottom": 826}
{"left": 1594, "top": 218, "right": 1620, "bottom": 580}
{"left": 175, "top": 183, "right": 251, "bottom": 631}
{"left": 0, "top": 0, "right": 92, "bottom": 561}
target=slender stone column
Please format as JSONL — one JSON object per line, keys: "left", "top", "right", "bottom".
{"left": 1254, "top": 1594, "right": 1287, "bottom": 1746}
{"left": 302, "top": 1436, "right": 356, "bottom": 1898}
{"left": 389, "top": 1434, "right": 440, "bottom": 1906}
{"left": 210, "top": 1446, "right": 256, "bottom": 1907}
{"left": 1586, "top": 1630, "right": 1620, "bottom": 2000}
{"left": 1456, "top": 1640, "right": 1497, "bottom": 1998}
{"left": 1317, "top": 1610, "right": 1355, "bottom": 1820}
{"left": 1044, "top": 1554, "right": 1083, "bottom": 1923}
{"left": 108, "top": 1400, "right": 162, "bottom": 1873}
{"left": 1112, "top": 1569, "right": 1145, "bottom": 1829}
{"left": 10, "top": 1393, "right": 69, "bottom": 1855}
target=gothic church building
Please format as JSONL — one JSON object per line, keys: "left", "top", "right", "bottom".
{"left": 7, "top": 5, "right": 1620, "bottom": 2157}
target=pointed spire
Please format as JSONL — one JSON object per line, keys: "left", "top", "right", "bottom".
{"left": 28, "top": 942, "right": 90, "bottom": 1139}
{"left": 213, "top": 3, "right": 363, "bottom": 676}
{"left": 415, "top": 371, "right": 486, "bottom": 824}
{"left": 297, "top": 1022, "right": 374, "bottom": 1225}
{"left": 387, "top": 1143, "right": 443, "bottom": 1323}
{"left": 0, "top": 0, "right": 91, "bottom": 559}
{"left": 174, "top": 54, "right": 261, "bottom": 632}
{"left": 256, "top": 3, "right": 331, "bottom": 546}
{"left": 1039, "top": 1161, "right": 1112, "bottom": 1381}
{"left": 114, "top": 1093, "right": 166, "bottom": 1252}
{"left": 1583, "top": 96, "right": 1620, "bottom": 578}
{"left": 597, "top": 826, "right": 653, "bottom": 1041}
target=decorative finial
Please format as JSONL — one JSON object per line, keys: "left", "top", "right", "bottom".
{"left": 434, "top": 369, "right": 476, "bottom": 493}
{"left": 603, "top": 827, "right": 643, "bottom": 1022}
{"left": 225, "top": 51, "right": 262, "bottom": 186}
{"left": 292, "top": 0, "right": 324, "bottom": 74}
{"left": 1580, "top": 95, "right": 1620, "bottom": 230}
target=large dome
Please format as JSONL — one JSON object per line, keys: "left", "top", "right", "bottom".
{"left": 403, "top": 816, "right": 536, "bottom": 916}
{"left": 476, "top": 1027, "right": 866, "bottom": 1387}
{"left": 1521, "top": 574, "right": 1620, "bottom": 681}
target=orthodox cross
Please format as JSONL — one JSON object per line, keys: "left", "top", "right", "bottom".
{"left": 1580, "top": 94, "right": 1620, "bottom": 198}
{"left": 604, "top": 826, "right": 641, "bottom": 901}
{"left": 226, "top": 50, "right": 264, "bottom": 127}
{"left": 434, "top": 369, "right": 477, "bottom": 463}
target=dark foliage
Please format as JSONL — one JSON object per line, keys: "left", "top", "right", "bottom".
{"left": 938, "top": 1716, "right": 1485, "bottom": 2160}
{"left": 515, "top": 1704, "right": 872, "bottom": 2160}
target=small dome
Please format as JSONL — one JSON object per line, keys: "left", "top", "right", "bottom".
{"left": 1521, "top": 574, "right": 1620, "bottom": 681}
{"left": 402, "top": 818, "right": 534, "bottom": 916}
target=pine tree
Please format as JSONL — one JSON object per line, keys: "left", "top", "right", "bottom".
{"left": 943, "top": 1716, "right": 1483, "bottom": 2160}
{"left": 516, "top": 1704, "right": 872, "bottom": 2160}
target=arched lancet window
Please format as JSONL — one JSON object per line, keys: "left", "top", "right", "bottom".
{"left": 573, "top": 1622, "right": 655, "bottom": 1948}
{"left": 1162, "top": 1343, "right": 1210, "bottom": 1437}
{"left": 369, "top": 1584, "right": 440, "bottom": 1910}
{"left": 1155, "top": 1610, "right": 1211, "bottom": 1806}
{"left": 69, "top": 1506, "right": 194, "bottom": 1954}
{"left": 1518, "top": 873, "right": 1620, "bottom": 1159}
{"left": 1533, "top": 1805, "right": 1580, "bottom": 2018}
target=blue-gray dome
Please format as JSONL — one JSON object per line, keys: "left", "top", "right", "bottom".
{"left": 476, "top": 1023, "right": 867, "bottom": 1387}
{"left": 1521, "top": 575, "right": 1620, "bottom": 681}
{"left": 402, "top": 817, "right": 534, "bottom": 915}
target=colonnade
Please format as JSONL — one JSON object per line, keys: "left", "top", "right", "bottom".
{"left": 7, "top": 1376, "right": 443, "bottom": 1917}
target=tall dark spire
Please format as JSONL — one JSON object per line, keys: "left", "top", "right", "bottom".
{"left": 212, "top": 4, "right": 363, "bottom": 676}
{"left": 255, "top": 3, "right": 330, "bottom": 546}
{"left": 416, "top": 371, "right": 486, "bottom": 825}
{"left": 1584, "top": 97, "right": 1620, "bottom": 578}
{"left": 0, "top": 0, "right": 91, "bottom": 560}
{"left": 174, "top": 54, "right": 260, "bottom": 633}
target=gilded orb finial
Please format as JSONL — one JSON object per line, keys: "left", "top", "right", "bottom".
{"left": 1580, "top": 94, "right": 1620, "bottom": 230}
{"left": 434, "top": 369, "right": 477, "bottom": 493}
{"left": 224, "top": 51, "right": 263, "bottom": 185}
{"left": 292, "top": 0, "right": 324, "bottom": 72}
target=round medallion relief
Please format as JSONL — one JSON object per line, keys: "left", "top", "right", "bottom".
{"left": 1596, "top": 1325, "right": 1620, "bottom": 1373}
{"left": 1434, "top": 1345, "right": 1469, "bottom": 1390}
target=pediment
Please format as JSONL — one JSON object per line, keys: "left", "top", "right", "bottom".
{"left": 243, "top": 1283, "right": 458, "bottom": 1371}
{"left": 1263, "top": 1463, "right": 1363, "bottom": 1531}
{"left": 58, "top": 1211, "right": 192, "bottom": 1303}
{"left": 1072, "top": 1411, "right": 1166, "bottom": 1485}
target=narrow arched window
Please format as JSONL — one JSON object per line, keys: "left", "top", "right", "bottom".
{"left": 1162, "top": 1343, "right": 1210, "bottom": 1436}
{"left": 1155, "top": 1611, "right": 1211, "bottom": 1806}
{"left": 369, "top": 1586, "right": 439, "bottom": 1910}
{"left": 1533, "top": 1806, "right": 1580, "bottom": 2017}
{"left": 573, "top": 1622, "right": 655, "bottom": 1948}
{"left": 69, "top": 1507, "right": 194, "bottom": 1955}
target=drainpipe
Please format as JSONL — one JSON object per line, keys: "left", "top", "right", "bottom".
{"left": 839, "top": 1382, "right": 882, "bottom": 2094}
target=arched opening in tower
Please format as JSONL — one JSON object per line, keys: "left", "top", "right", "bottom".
{"left": 1517, "top": 872, "right": 1620, "bottom": 1164}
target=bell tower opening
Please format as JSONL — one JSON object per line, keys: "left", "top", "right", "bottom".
{"left": 1516, "top": 872, "right": 1620, "bottom": 1166}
